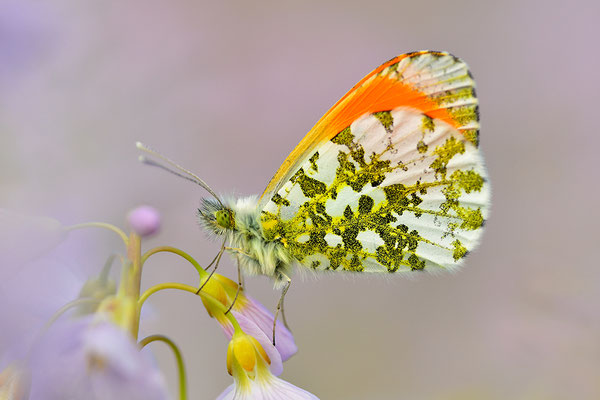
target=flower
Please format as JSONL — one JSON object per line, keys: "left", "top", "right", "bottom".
{"left": 217, "top": 332, "right": 318, "bottom": 400}
{"left": 0, "top": 210, "right": 169, "bottom": 399}
{"left": 227, "top": 312, "right": 283, "bottom": 376}
{"left": 0, "top": 214, "right": 118, "bottom": 359}
{"left": 0, "top": 210, "right": 76, "bottom": 357}
{"left": 0, "top": 363, "right": 30, "bottom": 400}
{"left": 201, "top": 274, "right": 297, "bottom": 362}
{"left": 231, "top": 294, "right": 297, "bottom": 362}
{"left": 27, "top": 317, "right": 170, "bottom": 400}
{"left": 127, "top": 206, "right": 160, "bottom": 237}
{"left": 0, "top": 209, "right": 65, "bottom": 277}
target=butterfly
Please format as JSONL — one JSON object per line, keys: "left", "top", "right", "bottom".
{"left": 141, "top": 50, "right": 489, "bottom": 295}
{"left": 191, "top": 50, "right": 490, "bottom": 294}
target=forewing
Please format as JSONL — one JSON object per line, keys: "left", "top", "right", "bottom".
{"left": 260, "top": 52, "right": 488, "bottom": 273}
{"left": 260, "top": 51, "right": 479, "bottom": 206}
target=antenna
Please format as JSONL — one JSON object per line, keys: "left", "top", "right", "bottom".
{"left": 136, "top": 142, "right": 224, "bottom": 207}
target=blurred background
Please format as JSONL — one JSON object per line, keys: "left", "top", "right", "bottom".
{"left": 1, "top": 0, "right": 599, "bottom": 398}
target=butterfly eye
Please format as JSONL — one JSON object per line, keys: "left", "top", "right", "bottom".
{"left": 215, "top": 209, "right": 235, "bottom": 229}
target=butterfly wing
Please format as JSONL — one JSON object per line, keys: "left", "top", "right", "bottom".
{"left": 260, "top": 51, "right": 488, "bottom": 273}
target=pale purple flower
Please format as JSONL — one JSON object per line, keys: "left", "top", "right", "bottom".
{"left": 217, "top": 332, "right": 318, "bottom": 400}
{"left": 0, "top": 210, "right": 169, "bottom": 399}
{"left": 236, "top": 294, "right": 297, "bottom": 362}
{"left": 27, "top": 317, "right": 170, "bottom": 400}
{"left": 0, "top": 209, "right": 65, "bottom": 276}
{"left": 0, "top": 210, "right": 74, "bottom": 355}
{"left": 217, "top": 379, "right": 319, "bottom": 400}
{"left": 127, "top": 205, "right": 161, "bottom": 237}
{"left": 227, "top": 311, "right": 283, "bottom": 376}
{"left": 207, "top": 274, "right": 297, "bottom": 363}
{"left": 0, "top": 210, "right": 121, "bottom": 362}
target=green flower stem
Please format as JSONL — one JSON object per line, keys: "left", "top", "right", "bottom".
{"left": 42, "top": 297, "right": 100, "bottom": 333}
{"left": 138, "top": 282, "right": 241, "bottom": 331}
{"left": 139, "top": 335, "right": 187, "bottom": 400}
{"left": 128, "top": 232, "right": 143, "bottom": 339}
{"left": 64, "top": 222, "right": 129, "bottom": 246}
{"left": 141, "top": 246, "right": 208, "bottom": 280}
{"left": 99, "top": 253, "right": 120, "bottom": 283}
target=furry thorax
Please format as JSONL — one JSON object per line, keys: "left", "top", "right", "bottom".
{"left": 198, "top": 196, "right": 294, "bottom": 288}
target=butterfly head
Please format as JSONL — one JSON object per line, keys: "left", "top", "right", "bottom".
{"left": 198, "top": 198, "right": 236, "bottom": 235}
{"left": 215, "top": 208, "right": 236, "bottom": 230}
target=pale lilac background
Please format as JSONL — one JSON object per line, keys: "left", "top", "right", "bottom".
{"left": 2, "top": 0, "right": 599, "bottom": 399}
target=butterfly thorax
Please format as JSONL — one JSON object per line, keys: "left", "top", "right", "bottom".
{"left": 198, "top": 196, "right": 294, "bottom": 287}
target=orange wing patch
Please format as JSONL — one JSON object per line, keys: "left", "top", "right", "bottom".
{"left": 260, "top": 51, "right": 478, "bottom": 204}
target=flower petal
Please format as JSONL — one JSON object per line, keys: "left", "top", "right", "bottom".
{"left": 262, "top": 375, "right": 319, "bottom": 400}
{"left": 0, "top": 209, "right": 65, "bottom": 276}
{"left": 216, "top": 374, "right": 319, "bottom": 400}
{"left": 230, "top": 312, "right": 283, "bottom": 376}
{"left": 0, "top": 255, "right": 82, "bottom": 356}
{"left": 0, "top": 211, "right": 83, "bottom": 354}
{"left": 240, "top": 295, "right": 297, "bottom": 362}
{"left": 207, "top": 275, "right": 297, "bottom": 362}
{"left": 215, "top": 383, "right": 235, "bottom": 400}
{"left": 28, "top": 318, "right": 170, "bottom": 400}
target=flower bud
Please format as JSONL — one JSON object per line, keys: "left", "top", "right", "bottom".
{"left": 226, "top": 333, "right": 270, "bottom": 377}
{"left": 199, "top": 277, "right": 229, "bottom": 319}
{"left": 127, "top": 206, "right": 160, "bottom": 237}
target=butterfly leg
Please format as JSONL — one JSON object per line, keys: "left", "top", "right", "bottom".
{"left": 281, "top": 294, "right": 291, "bottom": 332}
{"left": 272, "top": 273, "right": 292, "bottom": 346}
{"left": 196, "top": 237, "right": 226, "bottom": 295}
{"left": 224, "top": 258, "right": 243, "bottom": 315}
{"left": 224, "top": 246, "right": 252, "bottom": 258}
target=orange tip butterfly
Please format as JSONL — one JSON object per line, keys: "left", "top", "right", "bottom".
{"left": 140, "top": 50, "right": 490, "bottom": 289}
